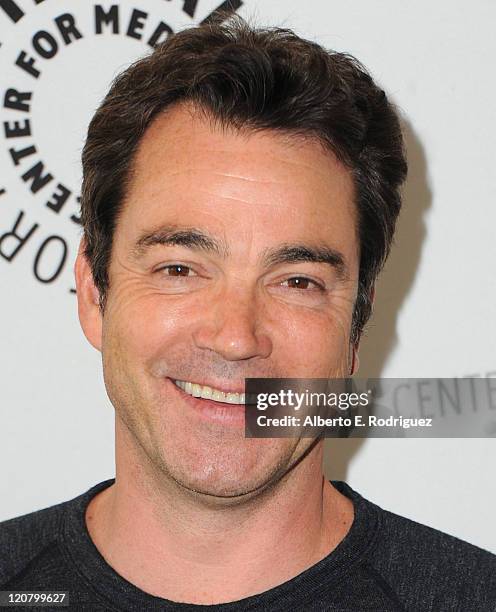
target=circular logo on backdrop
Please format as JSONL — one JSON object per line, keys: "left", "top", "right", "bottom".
{"left": 0, "top": 0, "right": 243, "bottom": 292}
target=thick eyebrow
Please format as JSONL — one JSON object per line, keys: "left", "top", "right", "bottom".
{"left": 131, "top": 225, "right": 348, "bottom": 279}
{"left": 131, "top": 225, "right": 228, "bottom": 259}
{"left": 261, "top": 244, "right": 348, "bottom": 280}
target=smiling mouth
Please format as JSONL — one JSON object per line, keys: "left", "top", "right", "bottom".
{"left": 173, "top": 380, "right": 245, "bottom": 405}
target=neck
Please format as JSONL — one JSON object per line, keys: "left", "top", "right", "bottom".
{"left": 86, "top": 421, "right": 354, "bottom": 605}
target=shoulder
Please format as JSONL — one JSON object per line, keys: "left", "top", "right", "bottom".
{"left": 376, "top": 503, "right": 496, "bottom": 568}
{"left": 371, "top": 502, "right": 496, "bottom": 609}
{"left": 0, "top": 499, "right": 69, "bottom": 586}
{"left": 334, "top": 481, "right": 496, "bottom": 609}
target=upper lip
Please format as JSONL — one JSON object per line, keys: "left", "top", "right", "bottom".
{"left": 170, "top": 377, "right": 246, "bottom": 394}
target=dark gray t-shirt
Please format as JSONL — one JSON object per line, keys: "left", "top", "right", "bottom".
{"left": 1, "top": 479, "right": 495, "bottom": 611}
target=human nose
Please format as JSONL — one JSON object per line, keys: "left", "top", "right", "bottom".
{"left": 192, "top": 284, "right": 273, "bottom": 361}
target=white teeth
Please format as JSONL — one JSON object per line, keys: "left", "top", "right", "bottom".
{"left": 200, "top": 386, "right": 212, "bottom": 400}
{"left": 212, "top": 389, "right": 225, "bottom": 402}
{"left": 173, "top": 380, "right": 244, "bottom": 404}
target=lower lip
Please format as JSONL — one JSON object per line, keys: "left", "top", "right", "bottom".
{"left": 166, "top": 378, "right": 246, "bottom": 426}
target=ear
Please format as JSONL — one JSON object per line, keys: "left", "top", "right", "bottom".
{"left": 74, "top": 239, "right": 103, "bottom": 352}
{"left": 349, "top": 344, "right": 360, "bottom": 376}
{"left": 350, "top": 284, "right": 376, "bottom": 375}
{"left": 369, "top": 285, "right": 376, "bottom": 308}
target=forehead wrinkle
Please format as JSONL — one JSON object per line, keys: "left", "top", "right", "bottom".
{"left": 208, "top": 171, "right": 283, "bottom": 185}
{"left": 142, "top": 165, "right": 297, "bottom": 186}
{"left": 165, "top": 170, "right": 283, "bottom": 187}
{"left": 191, "top": 186, "right": 276, "bottom": 210}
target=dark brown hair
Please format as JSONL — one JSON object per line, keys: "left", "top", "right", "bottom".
{"left": 81, "top": 18, "right": 407, "bottom": 344}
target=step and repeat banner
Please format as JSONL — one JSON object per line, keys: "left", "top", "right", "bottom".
{"left": 1, "top": 0, "right": 495, "bottom": 553}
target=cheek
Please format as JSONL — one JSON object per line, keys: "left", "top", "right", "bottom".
{"left": 268, "top": 299, "right": 353, "bottom": 376}
{"left": 103, "top": 285, "right": 202, "bottom": 369}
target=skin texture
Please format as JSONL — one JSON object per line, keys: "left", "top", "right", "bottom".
{"left": 75, "top": 104, "right": 360, "bottom": 604}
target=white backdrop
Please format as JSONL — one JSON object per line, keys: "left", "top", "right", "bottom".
{"left": 1, "top": 0, "right": 495, "bottom": 554}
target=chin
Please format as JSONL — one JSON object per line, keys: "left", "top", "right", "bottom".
{"left": 159, "top": 439, "right": 295, "bottom": 502}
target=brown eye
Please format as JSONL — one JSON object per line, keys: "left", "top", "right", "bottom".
{"left": 287, "top": 277, "right": 310, "bottom": 289}
{"left": 164, "top": 265, "right": 192, "bottom": 277}
{"left": 284, "top": 277, "right": 323, "bottom": 290}
{"left": 281, "top": 276, "right": 325, "bottom": 291}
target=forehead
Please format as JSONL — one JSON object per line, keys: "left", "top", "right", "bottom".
{"left": 129, "top": 104, "right": 353, "bottom": 194}
{"left": 119, "top": 104, "right": 357, "bottom": 255}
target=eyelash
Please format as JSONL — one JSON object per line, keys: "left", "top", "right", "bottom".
{"left": 156, "top": 265, "right": 324, "bottom": 291}
{"left": 280, "top": 276, "right": 325, "bottom": 291}
{"left": 156, "top": 264, "right": 197, "bottom": 277}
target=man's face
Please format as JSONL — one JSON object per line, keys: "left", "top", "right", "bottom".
{"left": 97, "top": 105, "right": 359, "bottom": 499}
